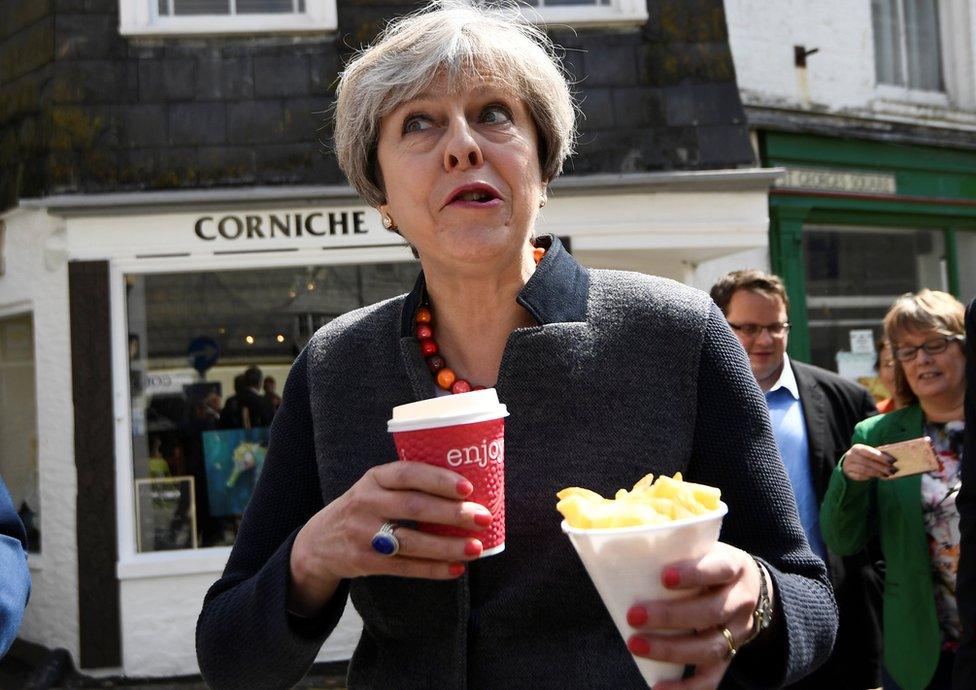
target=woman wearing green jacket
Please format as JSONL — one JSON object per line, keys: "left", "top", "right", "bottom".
{"left": 822, "top": 290, "right": 967, "bottom": 690}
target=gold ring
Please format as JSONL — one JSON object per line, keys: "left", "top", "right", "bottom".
{"left": 720, "top": 626, "right": 736, "bottom": 660}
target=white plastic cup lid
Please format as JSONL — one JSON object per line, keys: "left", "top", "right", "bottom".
{"left": 387, "top": 388, "right": 508, "bottom": 433}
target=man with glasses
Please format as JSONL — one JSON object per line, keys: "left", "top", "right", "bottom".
{"left": 710, "top": 269, "right": 881, "bottom": 689}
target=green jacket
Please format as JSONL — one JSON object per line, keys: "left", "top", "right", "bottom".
{"left": 821, "top": 404, "right": 940, "bottom": 690}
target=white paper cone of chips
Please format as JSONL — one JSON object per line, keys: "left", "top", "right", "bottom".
{"left": 561, "top": 503, "right": 727, "bottom": 688}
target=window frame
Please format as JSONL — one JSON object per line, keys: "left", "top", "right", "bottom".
{"left": 871, "top": 0, "right": 976, "bottom": 110}
{"left": 119, "top": 0, "right": 337, "bottom": 37}
{"left": 520, "top": 0, "right": 648, "bottom": 27}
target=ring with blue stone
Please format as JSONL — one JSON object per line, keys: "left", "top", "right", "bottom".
{"left": 371, "top": 521, "right": 400, "bottom": 557}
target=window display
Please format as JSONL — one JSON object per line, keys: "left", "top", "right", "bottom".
{"left": 0, "top": 313, "right": 40, "bottom": 553}
{"left": 126, "top": 261, "right": 418, "bottom": 552}
{"left": 804, "top": 225, "right": 946, "bottom": 381}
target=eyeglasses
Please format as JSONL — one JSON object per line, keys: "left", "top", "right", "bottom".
{"left": 893, "top": 335, "right": 965, "bottom": 362}
{"left": 728, "top": 321, "right": 790, "bottom": 338}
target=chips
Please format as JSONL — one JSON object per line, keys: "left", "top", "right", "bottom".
{"left": 556, "top": 472, "right": 721, "bottom": 529}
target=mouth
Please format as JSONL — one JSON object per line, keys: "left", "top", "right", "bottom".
{"left": 917, "top": 371, "right": 943, "bottom": 380}
{"left": 444, "top": 183, "right": 502, "bottom": 208}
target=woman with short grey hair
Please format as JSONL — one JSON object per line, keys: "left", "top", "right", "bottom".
{"left": 197, "top": 2, "right": 837, "bottom": 688}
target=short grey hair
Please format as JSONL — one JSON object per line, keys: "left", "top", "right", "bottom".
{"left": 334, "top": 0, "right": 577, "bottom": 207}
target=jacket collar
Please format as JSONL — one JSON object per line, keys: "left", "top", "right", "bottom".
{"left": 399, "top": 235, "right": 589, "bottom": 337}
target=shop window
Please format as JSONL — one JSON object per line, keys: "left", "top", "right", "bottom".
{"left": 120, "top": 0, "right": 335, "bottom": 35}
{"left": 0, "top": 314, "right": 40, "bottom": 553}
{"left": 125, "top": 261, "right": 418, "bottom": 552}
{"left": 803, "top": 226, "right": 946, "bottom": 387}
{"left": 956, "top": 230, "right": 976, "bottom": 304}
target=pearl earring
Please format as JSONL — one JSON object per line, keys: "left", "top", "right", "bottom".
{"left": 382, "top": 214, "right": 395, "bottom": 230}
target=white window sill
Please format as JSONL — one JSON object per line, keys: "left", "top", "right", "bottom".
{"left": 117, "top": 547, "right": 232, "bottom": 580}
{"left": 874, "top": 84, "right": 950, "bottom": 108}
{"left": 119, "top": 15, "right": 337, "bottom": 37}
{"left": 521, "top": 3, "right": 648, "bottom": 27}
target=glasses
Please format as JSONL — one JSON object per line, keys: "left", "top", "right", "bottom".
{"left": 893, "top": 335, "right": 965, "bottom": 362}
{"left": 728, "top": 322, "right": 790, "bottom": 339}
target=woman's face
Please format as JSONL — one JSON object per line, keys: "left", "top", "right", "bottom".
{"left": 878, "top": 342, "right": 897, "bottom": 396}
{"left": 375, "top": 78, "right": 545, "bottom": 272}
{"left": 894, "top": 328, "right": 966, "bottom": 404}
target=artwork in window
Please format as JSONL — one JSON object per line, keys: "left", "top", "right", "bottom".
{"left": 872, "top": 0, "right": 944, "bottom": 91}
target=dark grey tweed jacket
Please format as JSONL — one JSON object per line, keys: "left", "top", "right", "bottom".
{"left": 196, "top": 237, "right": 837, "bottom": 689}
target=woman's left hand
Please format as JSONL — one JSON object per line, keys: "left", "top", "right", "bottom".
{"left": 625, "top": 542, "right": 766, "bottom": 690}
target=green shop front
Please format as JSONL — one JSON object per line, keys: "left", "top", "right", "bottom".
{"left": 761, "top": 132, "right": 976, "bottom": 384}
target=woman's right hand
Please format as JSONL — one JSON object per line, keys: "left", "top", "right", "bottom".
{"left": 287, "top": 461, "right": 491, "bottom": 616}
{"left": 840, "top": 443, "right": 896, "bottom": 482}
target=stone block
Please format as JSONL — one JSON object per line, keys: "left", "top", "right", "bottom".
{"left": 138, "top": 58, "right": 197, "bottom": 101}
{"left": 168, "top": 102, "right": 226, "bottom": 146}
{"left": 647, "top": 0, "right": 728, "bottom": 43}
{"left": 55, "top": 0, "right": 117, "bottom": 12}
{"left": 227, "top": 100, "right": 284, "bottom": 144}
{"left": 308, "top": 48, "right": 339, "bottom": 96}
{"left": 114, "top": 104, "right": 168, "bottom": 148}
{"left": 0, "top": 18, "right": 54, "bottom": 83}
{"left": 55, "top": 14, "right": 126, "bottom": 60}
{"left": 578, "top": 88, "right": 614, "bottom": 131}
{"left": 195, "top": 57, "right": 254, "bottom": 100}
{"left": 612, "top": 87, "right": 666, "bottom": 129}
{"left": 153, "top": 147, "right": 197, "bottom": 188}
{"left": 4, "top": 1, "right": 53, "bottom": 40}
{"left": 583, "top": 45, "right": 638, "bottom": 87}
{"left": 664, "top": 83, "right": 744, "bottom": 127}
{"left": 197, "top": 145, "right": 257, "bottom": 185}
{"left": 49, "top": 104, "right": 108, "bottom": 149}
{"left": 639, "top": 43, "right": 735, "bottom": 87}
{"left": 254, "top": 55, "right": 310, "bottom": 98}
{"left": 695, "top": 124, "right": 754, "bottom": 167}
{"left": 281, "top": 97, "right": 332, "bottom": 143}
{"left": 51, "top": 60, "right": 139, "bottom": 103}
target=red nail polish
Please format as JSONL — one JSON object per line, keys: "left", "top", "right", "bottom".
{"left": 464, "top": 539, "right": 483, "bottom": 557}
{"left": 473, "top": 511, "right": 492, "bottom": 527}
{"left": 627, "top": 606, "right": 648, "bottom": 627}
{"left": 448, "top": 563, "right": 466, "bottom": 577}
{"left": 627, "top": 636, "right": 651, "bottom": 656}
{"left": 457, "top": 479, "right": 474, "bottom": 496}
{"left": 662, "top": 568, "right": 680, "bottom": 588}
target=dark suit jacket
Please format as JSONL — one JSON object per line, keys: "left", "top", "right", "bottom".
{"left": 789, "top": 360, "right": 883, "bottom": 690}
{"left": 237, "top": 388, "right": 275, "bottom": 429}
{"left": 955, "top": 298, "right": 975, "bottom": 689}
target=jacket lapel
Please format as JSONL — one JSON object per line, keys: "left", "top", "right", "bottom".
{"left": 794, "top": 363, "right": 830, "bottom": 497}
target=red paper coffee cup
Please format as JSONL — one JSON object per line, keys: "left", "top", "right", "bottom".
{"left": 388, "top": 389, "right": 508, "bottom": 557}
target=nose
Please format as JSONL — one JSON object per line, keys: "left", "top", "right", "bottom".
{"left": 443, "top": 116, "right": 484, "bottom": 171}
{"left": 755, "top": 328, "right": 775, "bottom": 346}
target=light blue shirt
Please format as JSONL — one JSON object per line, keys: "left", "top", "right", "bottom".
{"left": 765, "top": 355, "right": 828, "bottom": 561}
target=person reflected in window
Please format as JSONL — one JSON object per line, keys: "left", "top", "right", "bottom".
{"left": 262, "top": 376, "right": 282, "bottom": 416}
{"left": 238, "top": 366, "right": 274, "bottom": 429}
{"left": 822, "top": 290, "right": 967, "bottom": 690}
{"left": 0, "top": 474, "right": 30, "bottom": 658}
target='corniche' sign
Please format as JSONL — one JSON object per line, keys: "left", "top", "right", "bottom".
{"left": 775, "top": 168, "right": 897, "bottom": 195}
{"left": 194, "top": 210, "right": 369, "bottom": 241}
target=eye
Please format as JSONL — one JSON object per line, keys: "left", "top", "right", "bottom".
{"left": 480, "top": 104, "right": 512, "bottom": 124}
{"left": 402, "top": 114, "right": 432, "bottom": 134}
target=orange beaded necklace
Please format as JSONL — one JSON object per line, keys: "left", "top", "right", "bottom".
{"left": 415, "top": 246, "right": 546, "bottom": 393}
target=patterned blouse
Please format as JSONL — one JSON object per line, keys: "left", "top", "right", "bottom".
{"left": 921, "top": 420, "right": 965, "bottom": 647}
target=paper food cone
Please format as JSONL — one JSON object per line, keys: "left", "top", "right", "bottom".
{"left": 562, "top": 503, "right": 728, "bottom": 688}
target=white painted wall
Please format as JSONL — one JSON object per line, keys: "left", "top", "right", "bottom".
{"left": 0, "top": 207, "right": 79, "bottom": 660}
{"left": 724, "top": 0, "right": 976, "bottom": 127}
{"left": 119, "top": 570, "right": 362, "bottom": 677}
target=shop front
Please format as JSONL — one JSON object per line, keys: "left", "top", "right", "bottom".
{"left": 6, "top": 168, "right": 777, "bottom": 677}
{"left": 763, "top": 132, "right": 976, "bottom": 388}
